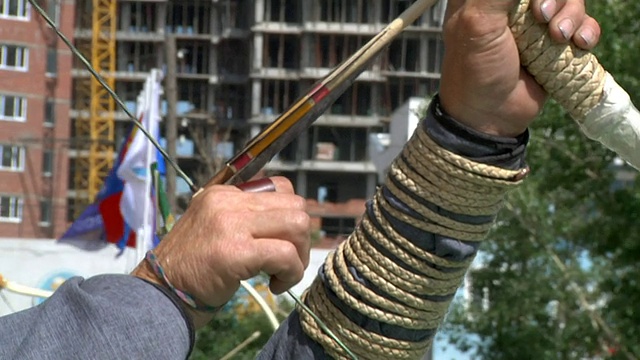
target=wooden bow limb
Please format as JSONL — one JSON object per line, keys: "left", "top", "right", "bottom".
{"left": 0, "top": 274, "right": 53, "bottom": 299}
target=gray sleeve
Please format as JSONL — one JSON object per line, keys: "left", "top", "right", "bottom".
{"left": 257, "top": 310, "right": 326, "bottom": 359}
{"left": 0, "top": 275, "right": 192, "bottom": 360}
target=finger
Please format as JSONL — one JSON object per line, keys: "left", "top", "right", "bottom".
{"left": 573, "top": 16, "right": 601, "bottom": 50}
{"left": 447, "top": 0, "right": 516, "bottom": 37}
{"left": 547, "top": 0, "right": 585, "bottom": 43}
{"left": 243, "top": 209, "right": 311, "bottom": 267}
{"left": 530, "top": 0, "right": 560, "bottom": 23}
{"left": 237, "top": 176, "right": 295, "bottom": 194}
{"left": 250, "top": 239, "right": 306, "bottom": 294}
{"left": 237, "top": 177, "right": 276, "bottom": 193}
{"left": 199, "top": 184, "right": 306, "bottom": 212}
{"left": 268, "top": 176, "right": 295, "bottom": 194}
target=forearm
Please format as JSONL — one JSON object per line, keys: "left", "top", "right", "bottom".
{"left": 0, "top": 275, "right": 194, "bottom": 360}
{"left": 260, "top": 96, "right": 529, "bottom": 359}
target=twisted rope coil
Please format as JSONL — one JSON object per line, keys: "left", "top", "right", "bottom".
{"left": 298, "top": 123, "right": 526, "bottom": 359}
{"left": 296, "top": 2, "right": 618, "bottom": 358}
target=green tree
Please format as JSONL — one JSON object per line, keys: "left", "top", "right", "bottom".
{"left": 189, "top": 288, "right": 294, "bottom": 360}
{"left": 189, "top": 311, "right": 276, "bottom": 360}
{"left": 443, "top": 1, "right": 640, "bottom": 359}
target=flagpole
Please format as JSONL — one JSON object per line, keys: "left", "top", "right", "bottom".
{"left": 138, "top": 70, "right": 157, "bottom": 264}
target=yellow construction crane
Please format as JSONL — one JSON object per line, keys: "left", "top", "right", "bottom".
{"left": 73, "top": 0, "right": 116, "bottom": 215}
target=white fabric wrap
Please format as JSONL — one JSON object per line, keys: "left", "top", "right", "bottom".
{"left": 577, "top": 72, "right": 640, "bottom": 170}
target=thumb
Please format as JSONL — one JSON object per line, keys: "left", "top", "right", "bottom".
{"left": 444, "top": 0, "right": 517, "bottom": 38}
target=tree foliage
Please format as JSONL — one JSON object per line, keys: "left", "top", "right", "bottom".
{"left": 443, "top": 1, "right": 640, "bottom": 359}
{"left": 189, "top": 311, "right": 275, "bottom": 360}
{"left": 189, "top": 296, "right": 293, "bottom": 360}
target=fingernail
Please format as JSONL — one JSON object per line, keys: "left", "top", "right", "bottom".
{"left": 236, "top": 178, "right": 276, "bottom": 193}
{"left": 579, "top": 28, "right": 595, "bottom": 47}
{"left": 540, "top": 0, "right": 555, "bottom": 22}
{"left": 558, "top": 19, "right": 574, "bottom": 40}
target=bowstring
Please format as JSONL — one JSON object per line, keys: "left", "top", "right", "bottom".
{"left": 30, "top": 1, "right": 357, "bottom": 358}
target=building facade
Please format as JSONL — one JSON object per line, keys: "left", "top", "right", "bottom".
{"left": 0, "top": 0, "right": 73, "bottom": 238}
{"left": 66, "top": 0, "right": 446, "bottom": 242}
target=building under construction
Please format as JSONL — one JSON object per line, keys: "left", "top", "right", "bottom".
{"left": 69, "top": 0, "right": 447, "bottom": 244}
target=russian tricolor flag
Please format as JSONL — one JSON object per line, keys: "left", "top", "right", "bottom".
{"left": 60, "top": 70, "right": 164, "bottom": 255}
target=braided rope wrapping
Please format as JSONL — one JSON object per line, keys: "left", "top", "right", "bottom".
{"left": 294, "top": 1, "right": 619, "bottom": 357}
{"left": 298, "top": 122, "right": 527, "bottom": 359}
{"left": 509, "top": 0, "right": 606, "bottom": 120}
{"left": 513, "top": 1, "right": 640, "bottom": 171}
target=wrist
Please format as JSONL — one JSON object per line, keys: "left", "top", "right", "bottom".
{"left": 131, "top": 259, "right": 217, "bottom": 329}
{"left": 425, "top": 95, "right": 529, "bottom": 170}
{"left": 438, "top": 84, "right": 533, "bottom": 138}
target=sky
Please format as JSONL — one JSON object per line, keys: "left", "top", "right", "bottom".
{"left": 433, "top": 333, "right": 476, "bottom": 360}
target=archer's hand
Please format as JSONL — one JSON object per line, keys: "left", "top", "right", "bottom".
{"left": 132, "top": 176, "right": 310, "bottom": 327}
{"left": 439, "top": 0, "right": 601, "bottom": 137}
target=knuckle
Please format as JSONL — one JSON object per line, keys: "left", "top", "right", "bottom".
{"left": 291, "top": 195, "right": 307, "bottom": 211}
{"left": 210, "top": 211, "right": 236, "bottom": 229}
{"left": 202, "top": 185, "right": 236, "bottom": 204}
{"left": 200, "top": 187, "right": 219, "bottom": 205}
{"left": 281, "top": 241, "right": 300, "bottom": 260}
{"left": 289, "top": 211, "right": 311, "bottom": 231}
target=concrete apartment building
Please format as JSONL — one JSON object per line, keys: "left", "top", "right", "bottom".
{"left": 0, "top": 0, "right": 74, "bottom": 238}
{"left": 66, "top": 0, "right": 446, "bottom": 243}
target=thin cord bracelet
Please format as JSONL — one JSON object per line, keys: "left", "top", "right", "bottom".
{"left": 145, "top": 250, "right": 223, "bottom": 313}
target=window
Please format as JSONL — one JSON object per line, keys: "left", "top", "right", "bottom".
{"left": 263, "top": 34, "right": 299, "bottom": 69}
{"left": 122, "top": 2, "right": 156, "bottom": 32}
{"left": 265, "top": 0, "right": 300, "bottom": 23}
{"left": 44, "top": 99, "right": 54, "bottom": 126}
{"left": 388, "top": 36, "right": 420, "bottom": 72}
{"left": 42, "top": 150, "right": 53, "bottom": 176}
{"left": 0, "top": 95, "right": 27, "bottom": 121}
{"left": 0, "top": 0, "right": 29, "bottom": 19}
{"left": 46, "top": 47, "right": 57, "bottom": 75}
{"left": 0, "top": 144, "right": 25, "bottom": 171}
{"left": 260, "top": 79, "right": 299, "bottom": 115}
{"left": 321, "top": 217, "right": 356, "bottom": 238}
{"left": 317, "top": 0, "right": 371, "bottom": 23}
{"left": 0, "top": 195, "right": 23, "bottom": 222}
{"left": 46, "top": 0, "right": 59, "bottom": 26}
{"left": 0, "top": 44, "right": 28, "bottom": 71}
{"left": 168, "top": 2, "right": 211, "bottom": 34}
{"left": 40, "top": 198, "right": 52, "bottom": 225}
{"left": 66, "top": 197, "right": 76, "bottom": 222}
{"left": 317, "top": 183, "right": 338, "bottom": 203}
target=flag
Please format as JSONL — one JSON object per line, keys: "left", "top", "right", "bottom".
{"left": 117, "top": 69, "right": 164, "bottom": 254}
{"left": 60, "top": 69, "right": 165, "bottom": 255}
{"left": 59, "top": 125, "right": 137, "bottom": 249}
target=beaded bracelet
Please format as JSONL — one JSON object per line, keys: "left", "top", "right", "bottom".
{"left": 144, "top": 250, "right": 223, "bottom": 313}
